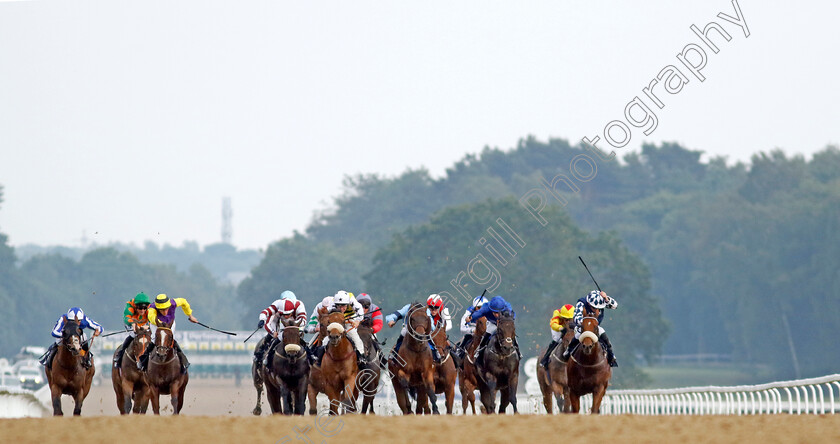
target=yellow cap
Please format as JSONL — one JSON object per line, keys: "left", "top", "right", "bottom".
{"left": 559, "top": 304, "right": 575, "bottom": 319}
{"left": 154, "top": 294, "right": 171, "bottom": 310}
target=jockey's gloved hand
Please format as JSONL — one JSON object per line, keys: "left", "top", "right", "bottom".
{"left": 257, "top": 320, "right": 265, "bottom": 329}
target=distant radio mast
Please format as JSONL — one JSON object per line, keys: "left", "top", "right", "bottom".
{"left": 222, "top": 197, "right": 233, "bottom": 245}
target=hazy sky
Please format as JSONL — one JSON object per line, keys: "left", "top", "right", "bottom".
{"left": 1, "top": 1, "right": 837, "bottom": 250}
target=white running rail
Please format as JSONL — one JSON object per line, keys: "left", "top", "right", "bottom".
{"left": 578, "top": 373, "right": 840, "bottom": 415}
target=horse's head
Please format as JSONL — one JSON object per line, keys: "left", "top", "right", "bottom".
{"left": 133, "top": 324, "right": 152, "bottom": 356}
{"left": 154, "top": 326, "right": 175, "bottom": 359}
{"left": 405, "top": 302, "right": 430, "bottom": 342}
{"left": 61, "top": 319, "right": 83, "bottom": 356}
{"left": 317, "top": 306, "right": 331, "bottom": 338}
{"left": 280, "top": 317, "right": 303, "bottom": 357}
{"left": 579, "top": 317, "right": 601, "bottom": 355}
{"left": 325, "top": 311, "right": 347, "bottom": 346}
{"left": 495, "top": 312, "right": 516, "bottom": 354}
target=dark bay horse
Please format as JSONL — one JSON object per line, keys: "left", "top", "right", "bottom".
{"left": 429, "top": 323, "right": 456, "bottom": 414}
{"left": 45, "top": 319, "right": 95, "bottom": 415}
{"left": 112, "top": 325, "right": 152, "bottom": 414}
{"left": 458, "top": 317, "right": 485, "bottom": 414}
{"left": 566, "top": 316, "right": 611, "bottom": 414}
{"left": 251, "top": 334, "right": 268, "bottom": 415}
{"left": 357, "top": 318, "right": 382, "bottom": 414}
{"left": 388, "top": 303, "right": 438, "bottom": 415}
{"left": 321, "top": 310, "right": 359, "bottom": 414}
{"left": 146, "top": 326, "right": 189, "bottom": 414}
{"left": 537, "top": 324, "right": 574, "bottom": 414}
{"left": 262, "top": 318, "right": 310, "bottom": 415}
{"left": 476, "top": 312, "right": 519, "bottom": 414}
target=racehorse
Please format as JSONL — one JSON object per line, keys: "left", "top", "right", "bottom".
{"left": 112, "top": 324, "right": 152, "bottom": 414}
{"left": 45, "top": 319, "right": 95, "bottom": 416}
{"left": 356, "top": 317, "right": 382, "bottom": 414}
{"left": 321, "top": 310, "right": 359, "bottom": 414}
{"left": 537, "top": 324, "right": 574, "bottom": 414}
{"left": 306, "top": 306, "right": 331, "bottom": 415}
{"left": 262, "top": 318, "right": 310, "bottom": 415}
{"left": 565, "top": 315, "right": 612, "bottom": 414}
{"left": 146, "top": 325, "right": 189, "bottom": 414}
{"left": 428, "top": 322, "right": 456, "bottom": 414}
{"left": 475, "top": 312, "right": 519, "bottom": 414}
{"left": 458, "top": 317, "right": 485, "bottom": 415}
{"left": 388, "top": 303, "right": 438, "bottom": 415}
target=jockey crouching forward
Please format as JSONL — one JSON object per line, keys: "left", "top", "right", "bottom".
{"left": 385, "top": 294, "right": 451, "bottom": 364}
{"left": 138, "top": 294, "right": 197, "bottom": 374}
{"left": 455, "top": 295, "right": 488, "bottom": 362}
{"left": 254, "top": 290, "right": 309, "bottom": 365}
{"left": 560, "top": 290, "right": 619, "bottom": 367}
{"left": 467, "top": 295, "right": 522, "bottom": 361}
{"left": 260, "top": 298, "right": 312, "bottom": 368}
{"left": 315, "top": 291, "right": 368, "bottom": 367}
{"left": 40, "top": 307, "right": 103, "bottom": 370}
{"left": 113, "top": 292, "right": 152, "bottom": 368}
{"left": 356, "top": 293, "right": 386, "bottom": 365}
{"left": 540, "top": 303, "right": 575, "bottom": 370}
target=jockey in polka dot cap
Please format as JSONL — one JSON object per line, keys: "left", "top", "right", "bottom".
{"left": 560, "top": 290, "right": 619, "bottom": 367}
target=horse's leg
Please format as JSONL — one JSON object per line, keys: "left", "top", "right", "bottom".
{"left": 282, "top": 384, "right": 293, "bottom": 415}
{"left": 499, "top": 387, "right": 510, "bottom": 414}
{"left": 121, "top": 379, "right": 135, "bottom": 414}
{"left": 508, "top": 372, "right": 519, "bottom": 414}
{"left": 50, "top": 383, "right": 63, "bottom": 416}
{"left": 170, "top": 380, "right": 181, "bottom": 415}
{"left": 72, "top": 389, "right": 85, "bottom": 416}
{"left": 324, "top": 383, "right": 341, "bottom": 415}
{"left": 425, "top": 370, "right": 439, "bottom": 415}
{"left": 591, "top": 384, "right": 607, "bottom": 414}
{"left": 562, "top": 386, "right": 571, "bottom": 413}
{"left": 479, "top": 374, "right": 497, "bottom": 414}
{"left": 295, "top": 377, "right": 308, "bottom": 416}
{"left": 252, "top": 363, "right": 263, "bottom": 416}
{"left": 444, "top": 374, "right": 455, "bottom": 414}
{"left": 113, "top": 370, "right": 126, "bottom": 414}
{"left": 567, "top": 392, "right": 580, "bottom": 414}
{"left": 177, "top": 373, "right": 188, "bottom": 413}
{"left": 150, "top": 385, "right": 161, "bottom": 415}
{"left": 265, "top": 381, "right": 281, "bottom": 414}
{"left": 307, "top": 384, "right": 318, "bottom": 415}
{"left": 393, "top": 377, "right": 412, "bottom": 415}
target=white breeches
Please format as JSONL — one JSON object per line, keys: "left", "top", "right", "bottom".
{"left": 485, "top": 322, "right": 497, "bottom": 335}
{"left": 551, "top": 329, "right": 564, "bottom": 342}
{"left": 347, "top": 327, "right": 365, "bottom": 352}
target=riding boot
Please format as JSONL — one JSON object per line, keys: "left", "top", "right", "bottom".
{"left": 541, "top": 340, "right": 559, "bottom": 369}
{"left": 392, "top": 334, "right": 404, "bottom": 356}
{"left": 474, "top": 333, "right": 490, "bottom": 360}
{"left": 560, "top": 337, "right": 579, "bottom": 363}
{"left": 513, "top": 336, "right": 522, "bottom": 360}
{"left": 81, "top": 343, "right": 93, "bottom": 369}
{"left": 40, "top": 343, "right": 58, "bottom": 369}
{"left": 138, "top": 343, "right": 155, "bottom": 371}
{"left": 429, "top": 343, "right": 441, "bottom": 364}
{"left": 263, "top": 338, "right": 279, "bottom": 369}
{"left": 314, "top": 345, "right": 326, "bottom": 367}
{"left": 253, "top": 336, "right": 271, "bottom": 364}
{"left": 114, "top": 335, "right": 133, "bottom": 368}
{"left": 301, "top": 339, "right": 316, "bottom": 366}
{"left": 600, "top": 333, "right": 618, "bottom": 367}
{"left": 450, "top": 345, "right": 462, "bottom": 369}
{"left": 174, "top": 342, "right": 190, "bottom": 374}
{"left": 356, "top": 350, "right": 367, "bottom": 367}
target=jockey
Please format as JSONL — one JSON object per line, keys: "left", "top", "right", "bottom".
{"left": 456, "top": 294, "right": 489, "bottom": 360}
{"left": 355, "top": 293, "right": 385, "bottom": 364}
{"left": 540, "top": 303, "right": 575, "bottom": 370}
{"left": 560, "top": 290, "right": 619, "bottom": 367}
{"left": 113, "top": 292, "right": 152, "bottom": 369}
{"left": 138, "top": 294, "right": 198, "bottom": 374}
{"left": 385, "top": 294, "right": 451, "bottom": 364}
{"left": 260, "top": 298, "right": 312, "bottom": 368}
{"left": 467, "top": 295, "right": 522, "bottom": 360}
{"left": 40, "top": 307, "right": 103, "bottom": 370}
{"left": 253, "top": 290, "right": 308, "bottom": 365}
{"left": 313, "top": 291, "right": 367, "bottom": 366}
{"left": 305, "top": 295, "right": 333, "bottom": 334}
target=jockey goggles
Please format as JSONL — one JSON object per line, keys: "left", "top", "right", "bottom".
{"left": 135, "top": 303, "right": 150, "bottom": 310}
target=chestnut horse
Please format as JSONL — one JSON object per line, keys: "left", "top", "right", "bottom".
{"left": 262, "top": 318, "right": 310, "bottom": 415}
{"left": 356, "top": 318, "right": 382, "bottom": 414}
{"left": 458, "top": 317, "right": 485, "bottom": 414}
{"left": 565, "top": 315, "right": 611, "bottom": 414}
{"left": 537, "top": 324, "right": 574, "bottom": 414}
{"left": 45, "top": 319, "right": 95, "bottom": 416}
{"left": 146, "top": 326, "right": 189, "bottom": 415}
{"left": 306, "top": 306, "right": 332, "bottom": 415}
{"left": 475, "top": 312, "right": 519, "bottom": 414}
{"left": 321, "top": 310, "right": 359, "bottom": 414}
{"left": 112, "top": 325, "right": 152, "bottom": 414}
{"left": 428, "top": 323, "right": 457, "bottom": 414}
{"left": 388, "top": 303, "right": 438, "bottom": 415}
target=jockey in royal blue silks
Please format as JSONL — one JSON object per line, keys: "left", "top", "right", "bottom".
{"left": 466, "top": 295, "right": 522, "bottom": 360}
{"left": 560, "top": 290, "right": 619, "bottom": 367}
{"left": 40, "top": 307, "right": 104, "bottom": 370}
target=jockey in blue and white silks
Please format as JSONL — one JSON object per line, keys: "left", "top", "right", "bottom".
{"left": 467, "top": 295, "right": 521, "bottom": 360}
{"left": 40, "top": 307, "right": 104, "bottom": 369}
{"left": 560, "top": 290, "right": 619, "bottom": 367}
{"left": 455, "top": 295, "right": 488, "bottom": 361}
{"left": 385, "top": 294, "right": 451, "bottom": 364}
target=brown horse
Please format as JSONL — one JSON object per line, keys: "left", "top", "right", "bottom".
{"left": 112, "top": 325, "right": 152, "bottom": 414}
{"left": 537, "top": 324, "right": 574, "bottom": 414}
{"left": 307, "top": 306, "right": 333, "bottom": 415}
{"left": 262, "top": 318, "right": 310, "bottom": 415}
{"left": 388, "top": 303, "right": 438, "bottom": 415}
{"left": 321, "top": 310, "right": 359, "bottom": 414}
{"left": 428, "top": 324, "right": 457, "bottom": 414}
{"left": 458, "top": 317, "right": 485, "bottom": 414}
{"left": 45, "top": 319, "right": 95, "bottom": 416}
{"left": 475, "top": 312, "right": 520, "bottom": 414}
{"left": 146, "top": 326, "right": 189, "bottom": 415}
{"left": 356, "top": 318, "right": 382, "bottom": 414}
{"left": 565, "top": 315, "right": 611, "bottom": 414}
